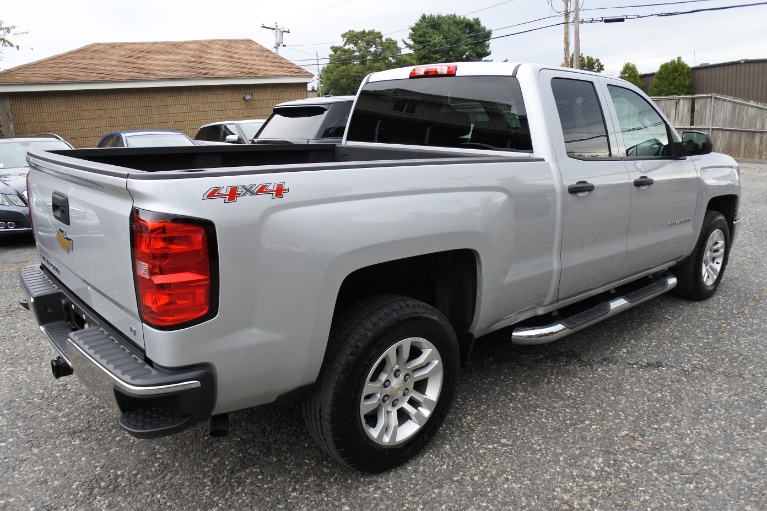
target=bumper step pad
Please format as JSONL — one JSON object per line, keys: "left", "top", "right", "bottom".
{"left": 19, "top": 265, "right": 217, "bottom": 440}
{"left": 119, "top": 408, "right": 193, "bottom": 438}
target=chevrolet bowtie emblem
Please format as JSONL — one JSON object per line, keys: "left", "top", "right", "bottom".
{"left": 56, "top": 229, "right": 73, "bottom": 253}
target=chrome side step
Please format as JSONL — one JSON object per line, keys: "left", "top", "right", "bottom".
{"left": 511, "top": 275, "right": 677, "bottom": 345}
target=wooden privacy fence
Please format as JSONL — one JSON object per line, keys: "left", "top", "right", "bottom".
{"left": 651, "top": 94, "right": 767, "bottom": 160}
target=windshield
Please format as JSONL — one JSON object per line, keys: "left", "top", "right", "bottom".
{"left": 240, "top": 121, "right": 265, "bottom": 141}
{"left": 256, "top": 106, "right": 329, "bottom": 140}
{"left": 0, "top": 140, "right": 72, "bottom": 169}
{"left": 125, "top": 133, "right": 195, "bottom": 147}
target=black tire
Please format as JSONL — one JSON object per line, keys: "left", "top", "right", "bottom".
{"left": 302, "top": 294, "right": 460, "bottom": 472}
{"left": 674, "top": 210, "right": 731, "bottom": 300}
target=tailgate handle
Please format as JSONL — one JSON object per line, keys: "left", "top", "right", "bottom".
{"left": 52, "top": 192, "right": 70, "bottom": 225}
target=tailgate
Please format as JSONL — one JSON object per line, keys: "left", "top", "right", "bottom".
{"left": 26, "top": 151, "right": 145, "bottom": 349}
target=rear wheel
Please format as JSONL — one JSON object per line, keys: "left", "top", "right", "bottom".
{"left": 675, "top": 210, "right": 731, "bottom": 300}
{"left": 303, "top": 294, "right": 459, "bottom": 472}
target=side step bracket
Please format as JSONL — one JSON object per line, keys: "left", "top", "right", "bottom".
{"left": 511, "top": 275, "right": 677, "bottom": 345}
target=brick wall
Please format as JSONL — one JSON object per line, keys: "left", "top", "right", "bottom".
{"left": 7, "top": 83, "right": 307, "bottom": 147}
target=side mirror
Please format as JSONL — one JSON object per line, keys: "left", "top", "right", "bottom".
{"left": 682, "top": 131, "right": 713, "bottom": 155}
{"left": 224, "top": 134, "right": 241, "bottom": 144}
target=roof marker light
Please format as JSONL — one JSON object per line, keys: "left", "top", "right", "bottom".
{"left": 409, "top": 64, "right": 457, "bottom": 78}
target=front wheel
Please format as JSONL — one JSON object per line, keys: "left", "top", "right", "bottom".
{"left": 674, "top": 210, "right": 731, "bottom": 300}
{"left": 303, "top": 295, "right": 459, "bottom": 472}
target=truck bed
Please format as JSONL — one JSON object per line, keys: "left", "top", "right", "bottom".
{"left": 38, "top": 143, "right": 529, "bottom": 176}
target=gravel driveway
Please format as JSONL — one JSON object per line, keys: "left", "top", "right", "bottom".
{"left": 1, "top": 161, "right": 765, "bottom": 510}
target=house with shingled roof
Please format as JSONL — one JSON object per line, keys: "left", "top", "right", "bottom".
{"left": 0, "top": 39, "right": 313, "bottom": 147}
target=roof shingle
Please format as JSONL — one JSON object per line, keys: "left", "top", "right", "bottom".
{"left": 0, "top": 39, "right": 313, "bottom": 83}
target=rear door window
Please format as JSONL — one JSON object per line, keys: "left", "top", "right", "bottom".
{"left": 551, "top": 78, "right": 612, "bottom": 158}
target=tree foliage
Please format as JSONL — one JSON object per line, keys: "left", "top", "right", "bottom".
{"left": 649, "top": 57, "right": 693, "bottom": 96}
{"left": 320, "top": 30, "right": 410, "bottom": 96}
{"left": 1, "top": 20, "right": 20, "bottom": 61}
{"left": 619, "top": 62, "right": 643, "bottom": 88}
{"left": 404, "top": 14, "right": 491, "bottom": 64}
{"left": 569, "top": 54, "right": 604, "bottom": 73}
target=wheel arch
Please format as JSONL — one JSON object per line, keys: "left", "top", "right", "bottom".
{"left": 332, "top": 249, "right": 479, "bottom": 362}
{"left": 706, "top": 194, "right": 738, "bottom": 234}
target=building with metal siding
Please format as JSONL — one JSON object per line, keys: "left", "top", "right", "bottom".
{"left": 641, "top": 59, "right": 767, "bottom": 104}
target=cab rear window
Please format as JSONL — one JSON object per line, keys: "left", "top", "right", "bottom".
{"left": 346, "top": 76, "right": 532, "bottom": 152}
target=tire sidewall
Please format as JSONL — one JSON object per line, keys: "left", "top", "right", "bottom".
{"left": 331, "top": 307, "right": 459, "bottom": 471}
{"left": 690, "top": 212, "right": 731, "bottom": 298}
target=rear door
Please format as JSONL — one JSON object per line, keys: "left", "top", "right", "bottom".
{"left": 599, "top": 80, "right": 699, "bottom": 274}
{"left": 26, "top": 151, "right": 144, "bottom": 348}
{"left": 539, "top": 70, "right": 631, "bottom": 300}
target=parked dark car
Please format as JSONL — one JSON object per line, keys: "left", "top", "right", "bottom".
{"left": 195, "top": 119, "right": 266, "bottom": 144}
{"left": 97, "top": 130, "right": 196, "bottom": 148}
{"left": 253, "top": 96, "right": 355, "bottom": 144}
{"left": 0, "top": 135, "right": 73, "bottom": 235}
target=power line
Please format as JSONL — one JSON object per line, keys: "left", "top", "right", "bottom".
{"left": 288, "top": 0, "right": 525, "bottom": 47}
{"left": 285, "top": 1, "right": 765, "bottom": 67}
{"left": 582, "top": 0, "right": 722, "bottom": 11}
{"left": 287, "top": 0, "right": 723, "bottom": 49}
{"left": 464, "top": 0, "right": 517, "bottom": 16}
{"left": 579, "top": 1, "right": 767, "bottom": 23}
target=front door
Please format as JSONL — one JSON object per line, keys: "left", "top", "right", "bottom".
{"left": 600, "top": 82, "right": 699, "bottom": 275}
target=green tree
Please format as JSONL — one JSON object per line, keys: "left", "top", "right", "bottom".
{"left": 320, "top": 29, "right": 409, "bottom": 96}
{"left": 649, "top": 57, "right": 693, "bottom": 96}
{"left": 619, "top": 62, "right": 643, "bottom": 88}
{"left": 0, "top": 21, "right": 21, "bottom": 60}
{"left": 569, "top": 54, "right": 604, "bottom": 73}
{"left": 404, "top": 14, "right": 491, "bottom": 64}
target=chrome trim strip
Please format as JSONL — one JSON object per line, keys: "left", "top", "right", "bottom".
{"left": 511, "top": 276, "right": 676, "bottom": 345}
{"left": 66, "top": 338, "right": 201, "bottom": 397}
{"left": 41, "top": 325, "right": 72, "bottom": 367}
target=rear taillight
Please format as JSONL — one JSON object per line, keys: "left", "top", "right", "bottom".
{"left": 131, "top": 209, "right": 218, "bottom": 328}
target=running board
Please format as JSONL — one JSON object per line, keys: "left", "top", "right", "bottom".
{"left": 511, "top": 275, "right": 677, "bottom": 345}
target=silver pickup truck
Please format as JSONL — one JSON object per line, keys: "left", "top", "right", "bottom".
{"left": 19, "top": 62, "right": 740, "bottom": 472}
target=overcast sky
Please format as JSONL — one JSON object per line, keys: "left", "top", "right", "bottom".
{"left": 2, "top": 0, "right": 765, "bottom": 82}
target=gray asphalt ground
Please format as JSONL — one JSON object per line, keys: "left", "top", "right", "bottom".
{"left": 1, "top": 161, "right": 765, "bottom": 510}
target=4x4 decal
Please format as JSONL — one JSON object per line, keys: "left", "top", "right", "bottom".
{"left": 203, "top": 183, "right": 288, "bottom": 203}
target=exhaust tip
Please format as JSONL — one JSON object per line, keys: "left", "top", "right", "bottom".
{"left": 209, "top": 413, "right": 229, "bottom": 437}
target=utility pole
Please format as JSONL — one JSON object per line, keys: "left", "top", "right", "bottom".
{"left": 562, "top": 0, "right": 570, "bottom": 67}
{"left": 316, "top": 52, "right": 323, "bottom": 97}
{"left": 261, "top": 23, "right": 290, "bottom": 55}
{"left": 573, "top": 0, "right": 580, "bottom": 69}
